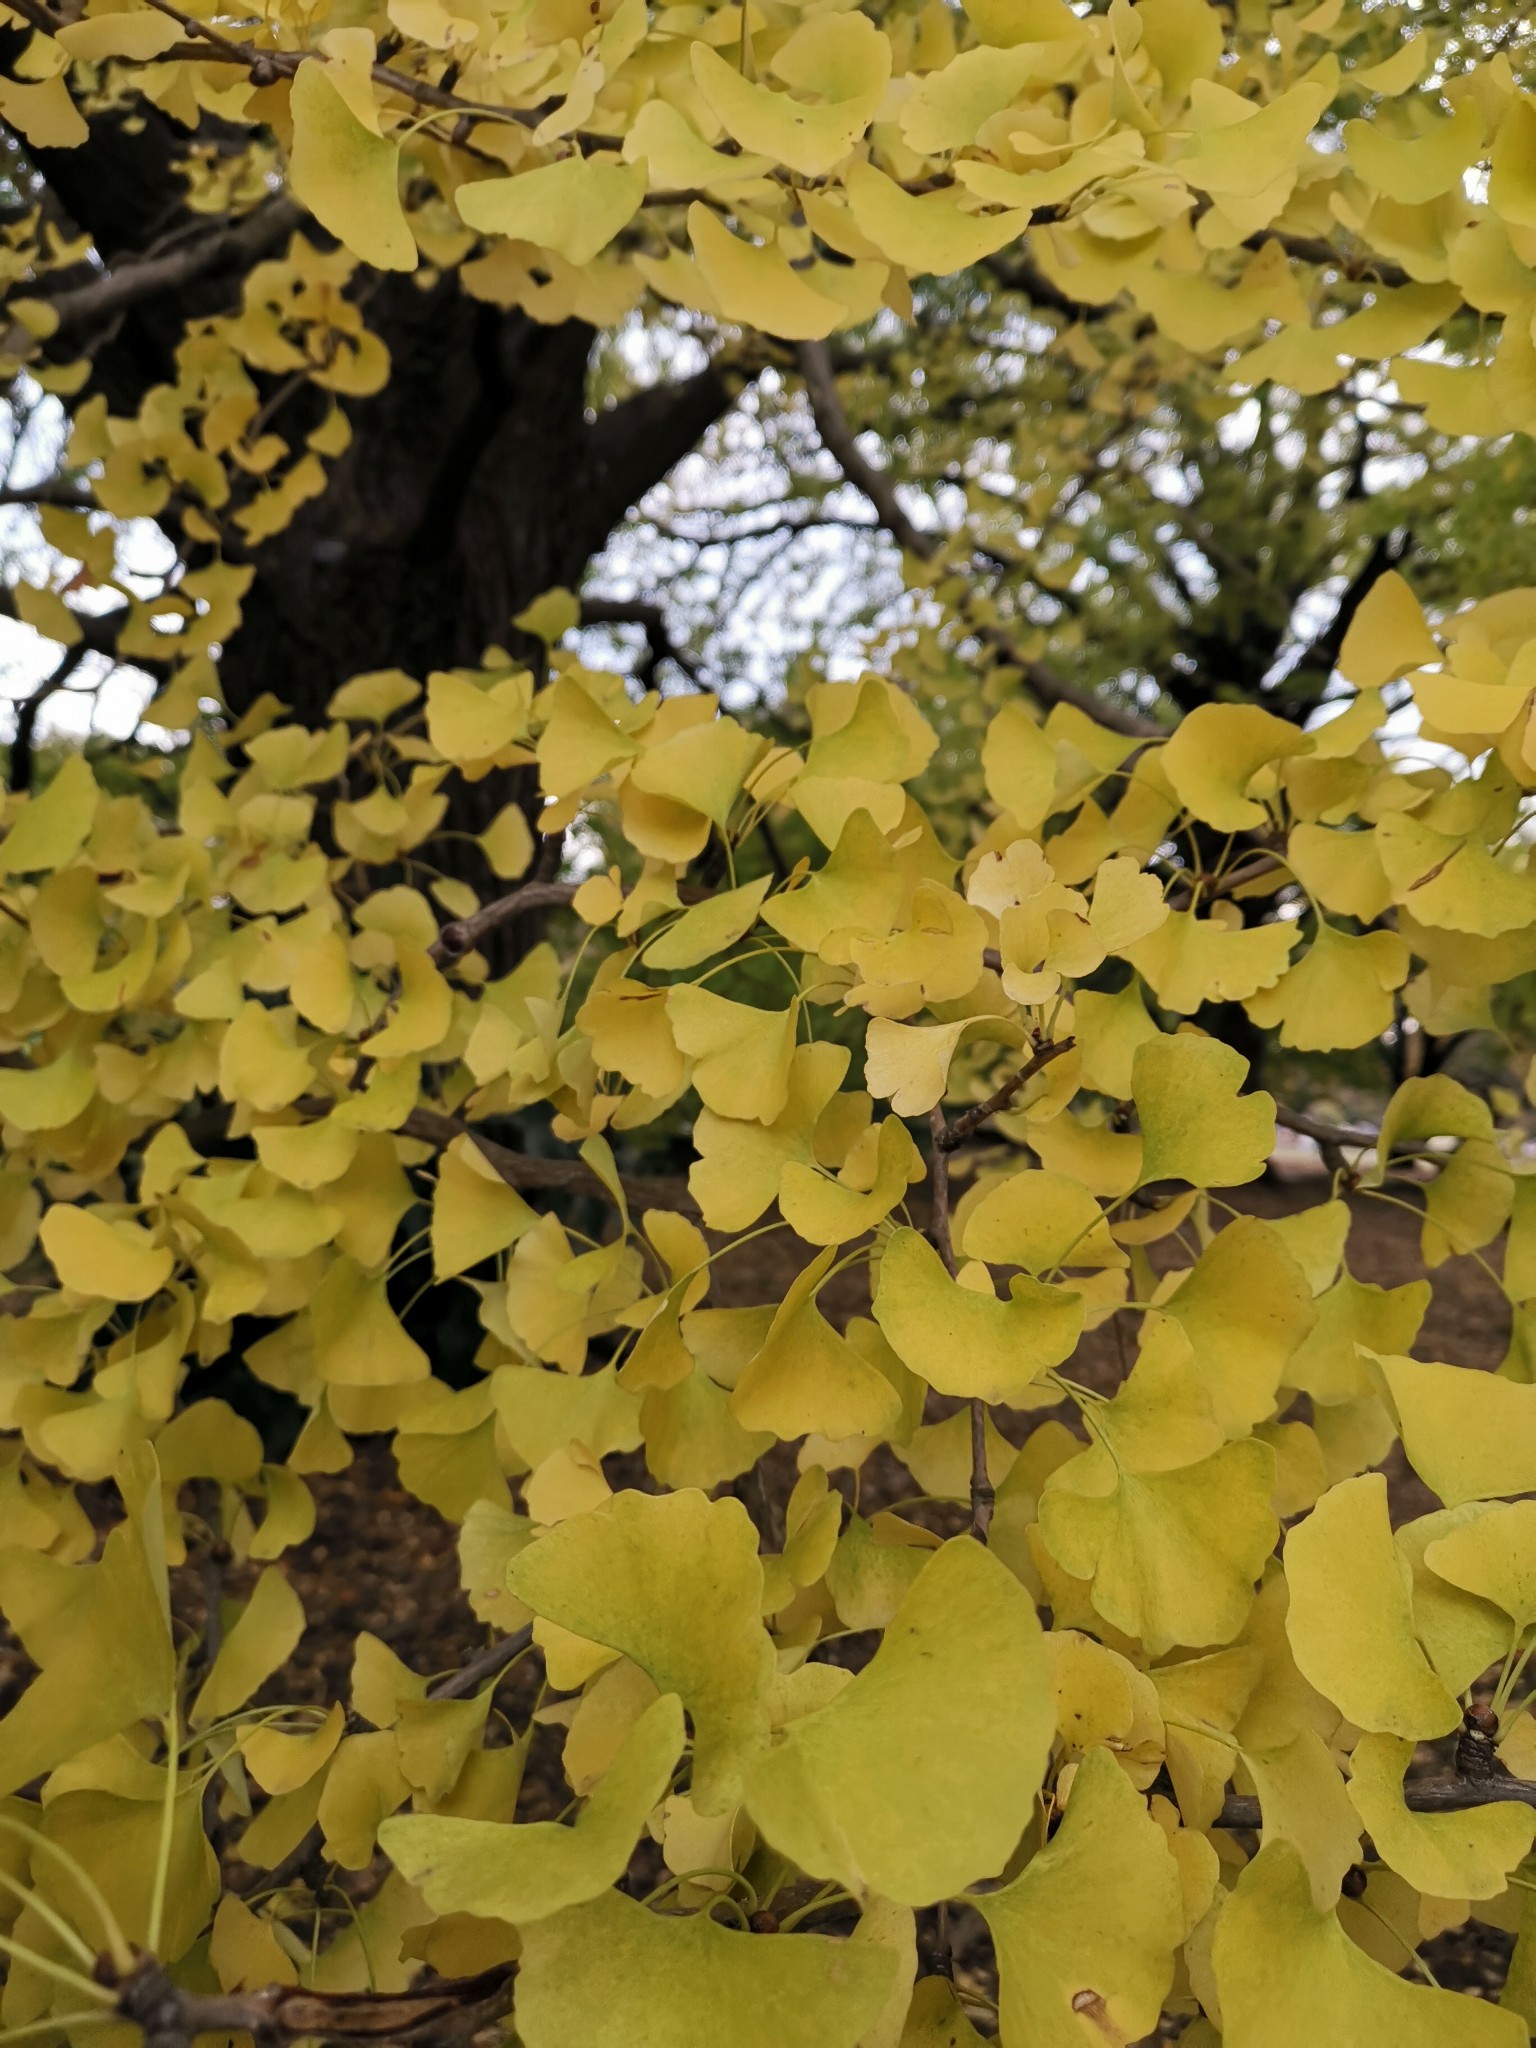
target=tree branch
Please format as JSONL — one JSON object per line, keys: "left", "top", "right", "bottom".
{"left": 43, "top": 197, "right": 301, "bottom": 335}
{"left": 581, "top": 361, "right": 755, "bottom": 551}
{"left": 1272, "top": 1103, "right": 1378, "bottom": 1152}
{"left": 578, "top": 596, "right": 703, "bottom": 688}
{"left": 428, "top": 1625, "right": 533, "bottom": 1701}
{"left": 8, "top": 640, "right": 89, "bottom": 792}
{"left": 796, "top": 342, "right": 1161, "bottom": 741}
{"left": 398, "top": 1103, "right": 698, "bottom": 1216}
{"left": 111, "top": 1957, "right": 515, "bottom": 2048}
{"left": 796, "top": 341, "right": 936, "bottom": 563}
{"left": 428, "top": 879, "right": 578, "bottom": 965}
{"left": 1217, "top": 1773, "right": 1536, "bottom": 1831}
{"left": 0, "top": 479, "right": 94, "bottom": 509}
{"left": 936, "top": 1039, "right": 1076, "bottom": 1150}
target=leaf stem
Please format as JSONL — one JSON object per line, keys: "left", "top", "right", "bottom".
{"left": 146, "top": 1701, "right": 181, "bottom": 1959}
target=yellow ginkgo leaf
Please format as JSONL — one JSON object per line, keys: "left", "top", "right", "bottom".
{"left": 629, "top": 714, "right": 764, "bottom": 829}
{"left": 959, "top": 1168, "right": 1124, "bottom": 1274}
{"left": 1082, "top": 1315, "right": 1224, "bottom": 1473}
{"left": 289, "top": 61, "right": 416, "bottom": 273}
{"left": 457, "top": 155, "right": 644, "bottom": 265}
{"left": 514, "top": 1887, "right": 897, "bottom": 2048}
{"left": 427, "top": 669, "right": 532, "bottom": 767}
{"left": 1133, "top": 1033, "right": 1276, "bottom": 1189}
{"left": 381, "top": 1693, "right": 684, "bottom": 1921}
{"left": 844, "top": 161, "right": 1029, "bottom": 274}
{"left": 690, "top": 22, "right": 886, "bottom": 179}
{"left": 310, "top": 1256, "right": 431, "bottom": 1386}
{"left": 687, "top": 1044, "right": 852, "bottom": 1231}
{"left": 744, "top": 1540, "right": 1052, "bottom": 1905}
{"left": 667, "top": 985, "right": 798, "bottom": 1125}
{"left": 191, "top": 1567, "right": 305, "bottom": 1726}
{"left": 975, "top": 1747, "right": 1184, "bottom": 2048}
{"left": 1373, "top": 1353, "right": 1536, "bottom": 1505}
{"left": 0, "top": 1048, "right": 98, "bottom": 1132}
{"left": 507, "top": 1488, "right": 773, "bottom": 1813}
{"left": 1336, "top": 570, "right": 1442, "bottom": 689}
{"left": 1039, "top": 1437, "right": 1277, "bottom": 1654}
{"left": 872, "top": 1227, "right": 1085, "bottom": 1405}
{"left": 478, "top": 802, "right": 535, "bottom": 880}
{"left": 0, "top": 1450, "right": 174, "bottom": 1796}
{"left": 1378, "top": 812, "right": 1536, "bottom": 937}
{"left": 643, "top": 876, "right": 773, "bottom": 971}
{"left": 0, "top": 752, "right": 98, "bottom": 873}
{"left": 219, "top": 1001, "right": 315, "bottom": 1112}
{"left": 1283, "top": 1264, "right": 1428, "bottom": 1407}
{"left": 1245, "top": 923, "right": 1411, "bottom": 1051}
{"left": 863, "top": 1017, "right": 971, "bottom": 1118}
{"left": 1283, "top": 1473, "right": 1460, "bottom": 1739}
{"left": 1348, "top": 1732, "right": 1536, "bottom": 1898}
{"left": 730, "top": 1248, "right": 905, "bottom": 1441}
{"left": 1213, "top": 1839, "right": 1524, "bottom": 2048}
{"left": 431, "top": 1136, "right": 538, "bottom": 1279}
{"left": 1128, "top": 909, "right": 1297, "bottom": 1015}
{"left": 1396, "top": 1505, "right": 1513, "bottom": 1695}
{"left": 1161, "top": 703, "right": 1311, "bottom": 831}
{"left": 1241, "top": 1727, "right": 1362, "bottom": 1910}
{"left": 1422, "top": 1499, "right": 1536, "bottom": 1631}
{"left": 40, "top": 1203, "right": 174, "bottom": 1303}
{"left": 1160, "top": 1217, "right": 1316, "bottom": 1436}
{"left": 778, "top": 1115, "right": 922, "bottom": 1247}
{"left": 687, "top": 205, "right": 845, "bottom": 341}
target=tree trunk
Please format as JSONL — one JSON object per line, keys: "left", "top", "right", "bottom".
{"left": 23, "top": 107, "right": 745, "bottom": 770}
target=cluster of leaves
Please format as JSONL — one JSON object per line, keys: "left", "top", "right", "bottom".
{"left": 8, "top": 0, "right": 1536, "bottom": 720}
{"left": 3, "top": 561, "right": 1536, "bottom": 2043}
{"left": 12, "top": 0, "right": 1536, "bottom": 2041}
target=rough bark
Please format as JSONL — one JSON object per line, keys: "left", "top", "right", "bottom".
{"left": 19, "top": 105, "right": 743, "bottom": 738}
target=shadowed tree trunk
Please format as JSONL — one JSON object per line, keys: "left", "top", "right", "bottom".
{"left": 20, "top": 106, "right": 743, "bottom": 783}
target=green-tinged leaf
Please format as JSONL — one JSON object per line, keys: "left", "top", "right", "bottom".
{"left": 381, "top": 1693, "right": 684, "bottom": 1921}
{"left": 1283, "top": 1474, "right": 1460, "bottom": 1739}
{"left": 974, "top": 1747, "right": 1183, "bottom": 2048}
{"left": 1213, "top": 1839, "right": 1524, "bottom": 2046}
{"left": 744, "top": 1540, "right": 1052, "bottom": 1904}
{"left": 507, "top": 1490, "right": 773, "bottom": 1813}
{"left": 514, "top": 1888, "right": 898, "bottom": 2048}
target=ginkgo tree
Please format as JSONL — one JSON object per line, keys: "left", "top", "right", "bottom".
{"left": 9, "top": 1, "right": 1536, "bottom": 2045}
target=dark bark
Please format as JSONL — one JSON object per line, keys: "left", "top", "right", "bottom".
{"left": 20, "top": 104, "right": 744, "bottom": 750}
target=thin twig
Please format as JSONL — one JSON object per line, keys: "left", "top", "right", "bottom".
{"left": 937, "top": 1039, "right": 1075, "bottom": 1151}
{"left": 428, "top": 1625, "right": 532, "bottom": 1701}
{"left": 795, "top": 341, "right": 1160, "bottom": 741}
{"left": 396, "top": 1104, "right": 699, "bottom": 1216}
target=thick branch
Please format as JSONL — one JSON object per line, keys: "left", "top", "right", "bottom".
{"left": 1273, "top": 1103, "right": 1378, "bottom": 1152}
{"left": 113, "top": 1958, "right": 514, "bottom": 2048}
{"left": 0, "top": 479, "right": 93, "bottom": 509}
{"left": 1217, "top": 1774, "right": 1536, "bottom": 1831}
{"left": 44, "top": 198, "right": 301, "bottom": 334}
{"left": 581, "top": 362, "right": 751, "bottom": 549}
{"left": 429, "top": 879, "right": 578, "bottom": 965}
